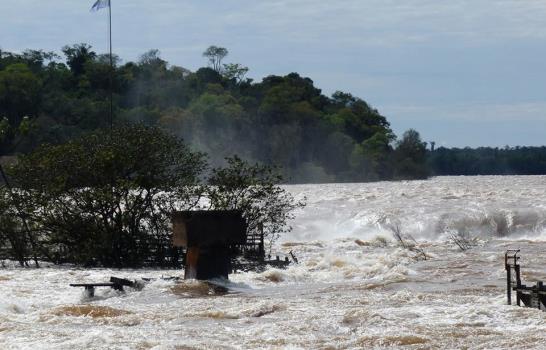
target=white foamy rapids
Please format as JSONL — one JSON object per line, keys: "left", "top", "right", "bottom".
{"left": 2, "top": 176, "right": 546, "bottom": 349}
{"left": 284, "top": 176, "right": 546, "bottom": 242}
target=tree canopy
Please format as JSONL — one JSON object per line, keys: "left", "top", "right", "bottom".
{"left": 1, "top": 124, "right": 302, "bottom": 267}
{"left": 0, "top": 44, "right": 437, "bottom": 182}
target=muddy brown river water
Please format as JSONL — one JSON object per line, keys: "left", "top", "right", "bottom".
{"left": 1, "top": 176, "right": 546, "bottom": 349}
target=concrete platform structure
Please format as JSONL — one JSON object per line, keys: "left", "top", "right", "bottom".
{"left": 172, "top": 210, "right": 247, "bottom": 280}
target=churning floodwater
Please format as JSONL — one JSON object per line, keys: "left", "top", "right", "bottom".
{"left": 1, "top": 176, "right": 546, "bottom": 349}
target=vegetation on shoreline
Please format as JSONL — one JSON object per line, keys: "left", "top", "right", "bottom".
{"left": 0, "top": 44, "right": 428, "bottom": 183}
{"left": 428, "top": 146, "right": 546, "bottom": 176}
{"left": 0, "top": 124, "right": 304, "bottom": 267}
{"left": 1, "top": 44, "right": 543, "bottom": 184}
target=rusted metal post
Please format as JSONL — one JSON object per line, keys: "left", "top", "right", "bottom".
{"left": 537, "top": 281, "right": 543, "bottom": 310}
{"left": 506, "top": 261, "right": 512, "bottom": 305}
{"left": 505, "top": 249, "right": 521, "bottom": 306}
{"left": 184, "top": 247, "right": 200, "bottom": 280}
{"left": 515, "top": 263, "right": 522, "bottom": 306}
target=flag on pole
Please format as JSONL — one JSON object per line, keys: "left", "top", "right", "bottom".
{"left": 90, "top": 0, "right": 110, "bottom": 12}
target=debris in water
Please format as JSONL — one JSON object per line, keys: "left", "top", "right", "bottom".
{"left": 354, "top": 239, "right": 369, "bottom": 246}
{"left": 69, "top": 276, "right": 144, "bottom": 297}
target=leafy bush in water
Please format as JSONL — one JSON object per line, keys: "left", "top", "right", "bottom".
{"left": 3, "top": 124, "right": 302, "bottom": 267}
{"left": 206, "top": 156, "right": 305, "bottom": 253}
{"left": 8, "top": 124, "right": 206, "bottom": 267}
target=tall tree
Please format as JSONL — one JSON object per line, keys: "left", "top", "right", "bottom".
{"left": 203, "top": 45, "right": 228, "bottom": 73}
{"left": 223, "top": 63, "right": 249, "bottom": 83}
{"left": 62, "top": 43, "right": 96, "bottom": 76}
{"left": 393, "top": 129, "right": 429, "bottom": 179}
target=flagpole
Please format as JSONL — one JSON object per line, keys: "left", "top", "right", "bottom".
{"left": 108, "top": 0, "right": 113, "bottom": 129}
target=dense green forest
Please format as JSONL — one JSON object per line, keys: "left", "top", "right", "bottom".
{"left": 0, "top": 44, "right": 429, "bottom": 182}
{"left": 428, "top": 146, "right": 546, "bottom": 176}
{"left": 1, "top": 44, "right": 545, "bottom": 182}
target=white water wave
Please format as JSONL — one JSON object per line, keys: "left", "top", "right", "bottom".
{"left": 1, "top": 176, "right": 546, "bottom": 349}
{"left": 285, "top": 176, "right": 546, "bottom": 241}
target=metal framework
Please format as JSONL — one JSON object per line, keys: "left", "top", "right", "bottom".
{"left": 505, "top": 250, "right": 546, "bottom": 310}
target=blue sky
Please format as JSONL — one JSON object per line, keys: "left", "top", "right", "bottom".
{"left": 1, "top": 0, "right": 545, "bottom": 147}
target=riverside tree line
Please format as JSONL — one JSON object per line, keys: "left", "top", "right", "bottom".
{"left": 0, "top": 44, "right": 430, "bottom": 182}
{"left": 3, "top": 44, "right": 542, "bottom": 181}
